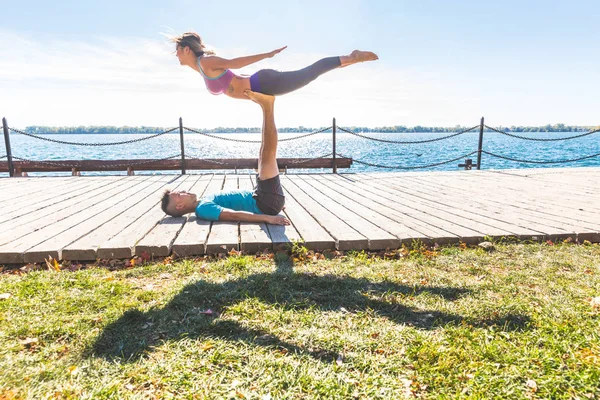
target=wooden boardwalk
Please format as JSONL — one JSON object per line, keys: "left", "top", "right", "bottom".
{"left": 1, "top": 167, "right": 599, "bottom": 264}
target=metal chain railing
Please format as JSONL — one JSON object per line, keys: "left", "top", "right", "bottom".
{"left": 337, "top": 151, "right": 479, "bottom": 170}
{"left": 484, "top": 125, "right": 600, "bottom": 142}
{"left": 4, "top": 116, "right": 599, "bottom": 174}
{"left": 183, "top": 126, "right": 332, "bottom": 143}
{"left": 185, "top": 153, "right": 334, "bottom": 166}
{"left": 336, "top": 125, "right": 479, "bottom": 144}
{"left": 8, "top": 127, "right": 178, "bottom": 146}
{"left": 481, "top": 150, "right": 600, "bottom": 165}
{"left": 11, "top": 154, "right": 181, "bottom": 169}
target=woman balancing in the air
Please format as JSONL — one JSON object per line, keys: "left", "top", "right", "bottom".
{"left": 172, "top": 32, "right": 378, "bottom": 99}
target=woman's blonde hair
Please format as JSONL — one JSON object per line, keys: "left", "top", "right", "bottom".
{"left": 171, "top": 32, "right": 215, "bottom": 56}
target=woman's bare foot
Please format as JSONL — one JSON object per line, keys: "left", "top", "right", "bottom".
{"left": 244, "top": 89, "right": 275, "bottom": 108}
{"left": 340, "top": 50, "right": 379, "bottom": 67}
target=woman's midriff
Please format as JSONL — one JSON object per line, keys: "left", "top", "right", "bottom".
{"left": 225, "top": 75, "right": 252, "bottom": 99}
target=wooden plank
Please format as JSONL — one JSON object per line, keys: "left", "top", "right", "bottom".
{"left": 0, "top": 176, "right": 157, "bottom": 263}
{"left": 309, "top": 174, "right": 444, "bottom": 244}
{"left": 330, "top": 174, "right": 465, "bottom": 242}
{"left": 0, "top": 177, "right": 89, "bottom": 204}
{"left": 368, "top": 173, "right": 591, "bottom": 241}
{"left": 273, "top": 178, "right": 336, "bottom": 251}
{"left": 98, "top": 175, "right": 192, "bottom": 259}
{"left": 237, "top": 176, "right": 273, "bottom": 253}
{"left": 248, "top": 175, "right": 304, "bottom": 251}
{"left": 327, "top": 174, "right": 462, "bottom": 243}
{"left": 170, "top": 175, "right": 218, "bottom": 257}
{"left": 22, "top": 176, "right": 166, "bottom": 263}
{"left": 359, "top": 173, "right": 565, "bottom": 239}
{"left": 399, "top": 174, "right": 599, "bottom": 231}
{"left": 0, "top": 177, "right": 141, "bottom": 248}
{"left": 134, "top": 175, "right": 206, "bottom": 258}
{"left": 61, "top": 176, "right": 175, "bottom": 260}
{"left": 460, "top": 172, "right": 600, "bottom": 211}
{"left": 478, "top": 177, "right": 600, "bottom": 212}
{"left": 290, "top": 175, "right": 402, "bottom": 250}
{"left": 0, "top": 177, "right": 125, "bottom": 224}
{"left": 356, "top": 174, "right": 556, "bottom": 238}
{"left": 425, "top": 173, "right": 600, "bottom": 228}
{"left": 205, "top": 175, "right": 240, "bottom": 254}
{"left": 281, "top": 176, "right": 368, "bottom": 251}
{"left": 339, "top": 174, "right": 488, "bottom": 244}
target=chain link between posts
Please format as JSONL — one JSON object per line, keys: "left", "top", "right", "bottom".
{"left": 336, "top": 125, "right": 479, "bottom": 144}
{"left": 337, "top": 151, "right": 479, "bottom": 170}
{"left": 184, "top": 153, "right": 335, "bottom": 166}
{"left": 183, "top": 126, "right": 332, "bottom": 143}
{"left": 484, "top": 125, "right": 600, "bottom": 142}
{"left": 481, "top": 150, "right": 600, "bottom": 165}
{"left": 8, "top": 127, "right": 179, "bottom": 146}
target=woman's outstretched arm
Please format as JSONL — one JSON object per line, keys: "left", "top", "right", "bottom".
{"left": 201, "top": 46, "right": 287, "bottom": 71}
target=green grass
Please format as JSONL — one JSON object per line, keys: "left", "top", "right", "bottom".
{"left": 0, "top": 242, "right": 599, "bottom": 399}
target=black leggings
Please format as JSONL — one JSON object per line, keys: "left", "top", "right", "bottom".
{"left": 249, "top": 56, "right": 341, "bottom": 96}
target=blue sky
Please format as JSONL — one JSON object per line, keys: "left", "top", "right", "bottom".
{"left": 2, "top": 0, "right": 599, "bottom": 128}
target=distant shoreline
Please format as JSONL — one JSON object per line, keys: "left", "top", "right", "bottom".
{"left": 20, "top": 124, "right": 599, "bottom": 135}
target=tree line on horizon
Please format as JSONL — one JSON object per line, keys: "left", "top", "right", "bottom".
{"left": 22, "top": 123, "right": 599, "bottom": 135}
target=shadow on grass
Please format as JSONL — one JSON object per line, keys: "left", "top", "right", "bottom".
{"left": 90, "top": 260, "right": 531, "bottom": 363}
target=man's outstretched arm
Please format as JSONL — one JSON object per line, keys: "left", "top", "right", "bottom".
{"left": 220, "top": 209, "right": 290, "bottom": 225}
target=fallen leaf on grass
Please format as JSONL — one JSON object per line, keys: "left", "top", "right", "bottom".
{"left": 575, "top": 348, "right": 600, "bottom": 365}
{"left": 0, "top": 293, "right": 11, "bottom": 300}
{"left": 336, "top": 354, "right": 343, "bottom": 366}
{"left": 139, "top": 251, "right": 151, "bottom": 262}
{"left": 200, "top": 342, "right": 214, "bottom": 351}
{"left": 589, "top": 297, "right": 600, "bottom": 309}
{"left": 526, "top": 379, "right": 537, "bottom": 392}
{"left": 45, "top": 256, "right": 60, "bottom": 272}
{"left": 68, "top": 366, "right": 79, "bottom": 376}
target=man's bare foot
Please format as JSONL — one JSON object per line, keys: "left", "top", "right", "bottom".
{"left": 265, "top": 214, "right": 290, "bottom": 226}
{"left": 340, "top": 50, "right": 379, "bottom": 67}
{"left": 244, "top": 89, "right": 275, "bottom": 107}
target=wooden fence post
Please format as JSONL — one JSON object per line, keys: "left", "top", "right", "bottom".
{"left": 332, "top": 118, "right": 337, "bottom": 174}
{"left": 179, "top": 117, "right": 186, "bottom": 174}
{"left": 2, "top": 118, "right": 14, "bottom": 177}
{"left": 477, "top": 117, "right": 484, "bottom": 170}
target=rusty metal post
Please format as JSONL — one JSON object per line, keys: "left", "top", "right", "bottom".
{"left": 332, "top": 118, "right": 337, "bottom": 174}
{"left": 179, "top": 117, "right": 186, "bottom": 174}
{"left": 477, "top": 117, "right": 484, "bottom": 170}
{"left": 2, "top": 118, "right": 14, "bottom": 177}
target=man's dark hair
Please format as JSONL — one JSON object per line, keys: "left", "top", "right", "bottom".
{"left": 161, "top": 190, "right": 173, "bottom": 216}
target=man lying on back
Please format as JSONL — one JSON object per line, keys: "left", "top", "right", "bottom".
{"left": 161, "top": 90, "right": 290, "bottom": 226}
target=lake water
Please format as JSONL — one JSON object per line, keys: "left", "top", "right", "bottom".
{"left": 2, "top": 130, "right": 599, "bottom": 176}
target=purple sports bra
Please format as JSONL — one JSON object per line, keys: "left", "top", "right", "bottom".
{"left": 197, "top": 57, "right": 234, "bottom": 95}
